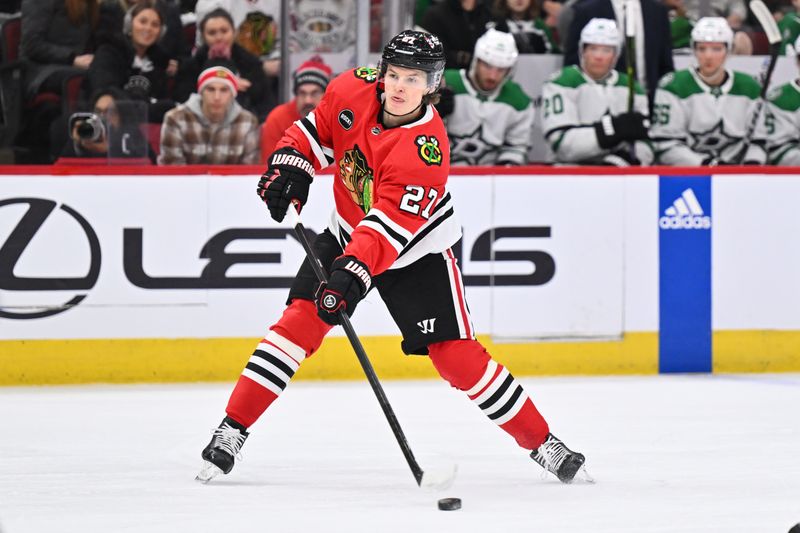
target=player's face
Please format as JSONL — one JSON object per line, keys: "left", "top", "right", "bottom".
{"left": 201, "top": 82, "right": 235, "bottom": 122}
{"left": 383, "top": 64, "right": 429, "bottom": 115}
{"left": 474, "top": 60, "right": 510, "bottom": 92}
{"left": 203, "top": 17, "right": 235, "bottom": 48}
{"left": 582, "top": 44, "right": 616, "bottom": 80}
{"left": 694, "top": 42, "right": 727, "bottom": 77}
{"left": 130, "top": 8, "right": 162, "bottom": 50}
{"left": 295, "top": 83, "right": 325, "bottom": 117}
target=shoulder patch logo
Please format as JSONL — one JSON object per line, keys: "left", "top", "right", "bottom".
{"left": 415, "top": 135, "right": 443, "bottom": 166}
{"left": 354, "top": 67, "right": 378, "bottom": 83}
{"left": 338, "top": 109, "right": 354, "bottom": 130}
{"left": 658, "top": 72, "right": 675, "bottom": 88}
{"left": 767, "top": 85, "right": 782, "bottom": 101}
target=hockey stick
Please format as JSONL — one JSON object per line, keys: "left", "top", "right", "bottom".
{"left": 736, "top": 0, "right": 782, "bottom": 163}
{"left": 624, "top": 0, "right": 638, "bottom": 162}
{"left": 286, "top": 203, "right": 456, "bottom": 490}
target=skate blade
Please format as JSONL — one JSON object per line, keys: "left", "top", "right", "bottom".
{"left": 573, "top": 465, "right": 596, "bottom": 484}
{"left": 195, "top": 461, "right": 224, "bottom": 484}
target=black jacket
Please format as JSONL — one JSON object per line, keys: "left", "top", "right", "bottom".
{"left": 88, "top": 36, "right": 174, "bottom": 122}
{"left": 564, "top": 0, "right": 673, "bottom": 104}
{"left": 96, "top": 1, "right": 189, "bottom": 62}
{"left": 174, "top": 43, "right": 270, "bottom": 121}
{"left": 419, "top": 0, "right": 493, "bottom": 70}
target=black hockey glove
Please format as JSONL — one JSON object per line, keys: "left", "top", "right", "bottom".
{"left": 594, "top": 112, "right": 650, "bottom": 149}
{"left": 601, "top": 149, "right": 641, "bottom": 167}
{"left": 435, "top": 86, "right": 455, "bottom": 118}
{"left": 316, "top": 256, "right": 372, "bottom": 326}
{"left": 257, "top": 147, "right": 315, "bottom": 222}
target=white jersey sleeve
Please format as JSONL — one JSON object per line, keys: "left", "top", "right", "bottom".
{"left": 497, "top": 102, "right": 534, "bottom": 165}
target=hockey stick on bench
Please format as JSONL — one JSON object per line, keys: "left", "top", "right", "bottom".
{"left": 286, "top": 203, "right": 456, "bottom": 490}
{"left": 736, "top": 0, "right": 782, "bottom": 163}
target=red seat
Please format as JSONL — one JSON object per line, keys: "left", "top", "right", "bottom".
{"left": 1, "top": 13, "right": 20, "bottom": 62}
{"left": 749, "top": 31, "right": 769, "bottom": 55}
{"left": 140, "top": 122, "right": 162, "bottom": 156}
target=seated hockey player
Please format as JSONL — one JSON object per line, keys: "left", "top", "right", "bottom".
{"left": 540, "top": 18, "right": 652, "bottom": 166}
{"left": 197, "top": 30, "right": 588, "bottom": 485}
{"left": 650, "top": 16, "right": 766, "bottom": 165}
{"left": 766, "top": 35, "right": 800, "bottom": 165}
{"left": 440, "top": 28, "right": 534, "bottom": 165}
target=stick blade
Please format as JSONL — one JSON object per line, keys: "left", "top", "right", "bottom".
{"left": 419, "top": 463, "right": 458, "bottom": 491}
{"left": 750, "top": 0, "right": 782, "bottom": 44}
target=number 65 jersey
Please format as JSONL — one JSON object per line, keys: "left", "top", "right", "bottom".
{"left": 276, "top": 67, "right": 462, "bottom": 276}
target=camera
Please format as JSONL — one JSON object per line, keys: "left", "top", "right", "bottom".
{"left": 68, "top": 112, "right": 107, "bottom": 142}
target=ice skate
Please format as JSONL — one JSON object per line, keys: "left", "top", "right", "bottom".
{"left": 530, "top": 433, "right": 592, "bottom": 483}
{"left": 196, "top": 417, "right": 249, "bottom": 484}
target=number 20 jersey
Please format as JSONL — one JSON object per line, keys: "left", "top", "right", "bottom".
{"left": 277, "top": 67, "right": 462, "bottom": 277}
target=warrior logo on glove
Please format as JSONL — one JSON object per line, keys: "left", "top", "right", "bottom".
{"left": 257, "top": 147, "right": 315, "bottom": 222}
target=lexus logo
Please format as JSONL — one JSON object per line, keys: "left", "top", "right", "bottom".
{"left": 0, "top": 198, "right": 101, "bottom": 319}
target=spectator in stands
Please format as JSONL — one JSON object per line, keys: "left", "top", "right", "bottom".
{"left": 663, "top": 0, "right": 693, "bottom": 52}
{"left": 541, "top": 18, "right": 652, "bottom": 165}
{"left": 440, "top": 29, "right": 534, "bottom": 165}
{"left": 20, "top": 0, "right": 98, "bottom": 97}
{"left": 418, "top": 0, "right": 494, "bottom": 69}
{"left": 60, "top": 86, "right": 153, "bottom": 160}
{"left": 159, "top": 61, "right": 260, "bottom": 164}
{"left": 175, "top": 8, "right": 271, "bottom": 120}
{"left": 564, "top": 0, "right": 674, "bottom": 103}
{"left": 765, "top": 36, "right": 800, "bottom": 163}
{"left": 195, "top": 0, "right": 280, "bottom": 75}
{"left": 97, "top": 0, "right": 188, "bottom": 76}
{"left": 18, "top": 0, "right": 99, "bottom": 162}
{"left": 260, "top": 56, "right": 331, "bottom": 159}
{"left": 87, "top": 2, "right": 175, "bottom": 123}
{"left": 491, "top": 0, "right": 561, "bottom": 53}
{"left": 650, "top": 17, "right": 766, "bottom": 165}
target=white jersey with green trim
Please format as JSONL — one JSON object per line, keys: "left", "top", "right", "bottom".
{"left": 443, "top": 69, "right": 534, "bottom": 166}
{"left": 540, "top": 66, "right": 652, "bottom": 165}
{"left": 650, "top": 68, "right": 767, "bottom": 165}
{"left": 765, "top": 79, "right": 800, "bottom": 165}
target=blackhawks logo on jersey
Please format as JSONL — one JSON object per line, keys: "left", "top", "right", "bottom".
{"left": 339, "top": 145, "right": 374, "bottom": 212}
{"left": 415, "top": 135, "right": 443, "bottom": 166}
{"left": 354, "top": 67, "right": 378, "bottom": 83}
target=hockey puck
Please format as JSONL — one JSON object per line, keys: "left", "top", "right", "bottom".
{"left": 437, "top": 497, "right": 462, "bottom": 511}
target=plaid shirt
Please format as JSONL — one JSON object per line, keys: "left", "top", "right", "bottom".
{"left": 158, "top": 95, "right": 261, "bottom": 165}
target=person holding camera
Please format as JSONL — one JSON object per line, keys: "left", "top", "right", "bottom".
{"left": 158, "top": 60, "right": 261, "bottom": 165}
{"left": 61, "top": 87, "right": 152, "bottom": 160}
{"left": 87, "top": 1, "right": 175, "bottom": 123}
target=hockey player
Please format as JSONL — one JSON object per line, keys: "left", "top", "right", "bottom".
{"left": 650, "top": 17, "right": 767, "bottom": 165}
{"left": 197, "top": 30, "right": 587, "bottom": 485}
{"left": 442, "top": 28, "right": 534, "bottom": 165}
{"left": 765, "top": 36, "right": 800, "bottom": 165}
{"left": 540, "top": 18, "right": 652, "bottom": 166}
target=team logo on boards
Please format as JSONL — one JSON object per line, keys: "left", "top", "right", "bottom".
{"left": 338, "top": 145, "right": 375, "bottom": 213}
{"left": 659, "top": 188, "right": 711, "bottom": 230}
{"left": 354, "top": 67, "right": 377, "bottom": 83}
{"left": 415, "top": 135, "right": 442, "bottom": 166}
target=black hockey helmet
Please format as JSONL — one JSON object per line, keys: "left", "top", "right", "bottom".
{"left": 378, "top": 30, "right": 446, "bottom": 92}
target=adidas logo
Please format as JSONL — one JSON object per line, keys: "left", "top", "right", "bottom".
{"left": 659, "top": 188, "right": 711, "bottom": 230}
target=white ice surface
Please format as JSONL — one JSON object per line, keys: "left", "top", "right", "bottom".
{"left": 1, "top": 374, "right": 799, "bottom": 533}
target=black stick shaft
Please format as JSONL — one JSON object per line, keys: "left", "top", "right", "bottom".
{"left": 290, "top": 215, "right": 425, "bottom": 486}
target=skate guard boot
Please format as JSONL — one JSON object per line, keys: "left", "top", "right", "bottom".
{"left": 196, "top": 417, "right": 249, "bottom": 483}
{"left": 530, "top": 433, "right": 587, "bottom": 483}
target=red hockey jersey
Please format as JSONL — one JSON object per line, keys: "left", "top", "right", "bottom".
{"left": 277, "top": 67, "right": 462, "bottom": 276}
